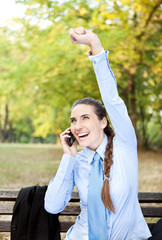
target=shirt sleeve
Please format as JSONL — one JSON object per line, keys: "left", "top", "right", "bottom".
{"left": 44, "top": 154, "right": 76, "bottom": 214}
{"left": 88, "top": 51, "right": 137, "bottom": 149}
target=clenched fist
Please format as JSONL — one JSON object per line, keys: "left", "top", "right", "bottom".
{"left": 70, "top": 27, "right": 103, "bottom": 55}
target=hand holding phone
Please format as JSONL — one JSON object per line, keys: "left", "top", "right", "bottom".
{"left": 66, "top": 131, "right": 76, "bottom": 147}
{"left": 60, "top": 128, "right": 77, "bottom": 157}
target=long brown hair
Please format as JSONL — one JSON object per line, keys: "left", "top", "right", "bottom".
{"left": 72, "top": 97, "right": 115, "bottom": 213}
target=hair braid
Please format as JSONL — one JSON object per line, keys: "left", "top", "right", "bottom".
{"left": 101, "top": 124, "right": 115, "bottom": 213}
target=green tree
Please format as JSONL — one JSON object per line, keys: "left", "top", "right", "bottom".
{"left": 0, "top": 0, "right": 161, "bottom": 148}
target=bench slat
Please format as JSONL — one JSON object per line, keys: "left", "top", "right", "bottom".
{"left": 1, "top": 202, "right": 161, "bottom": 218}
{"left": 60, "top": 222, "right": 156, "bottom": 233}
{"left": 60, "top": 221, "right": 75, "bottom": 232}
{"left": 0, "top": 221, "right": 10, "bottom": 232}
{"left": 0, "top": 221, "right": 156, "bottom": 233}
{"left": 141, "top": 207, "right": 162, "bottom": 217}
{"left": 0, "top": 190, "right": 19, "bottom": 201}
{"left": 138, "top": 192, "right": 162, "bottom": 203}
{"left": 0, "top": 203, "right": 13, "bottom": 215}
{"left": 0, "top": 190, "right": 80, "bottom": 202}
{"left": 1, "top": 203, "right": 162, "bottom": 218}
{"left": 60, "top": 205, "right": 80, "bottom": 216}
{"left": 71, "top": 192, "right": 80, "bottom": 202}
{"left": 0, "top": 221, "right": 76, "bottom": 233}
{"left": 0, "top": 203, "right": 80, "bottom": 216}
{"left": 1, "top": 190, "right": 162, "bottom": 202}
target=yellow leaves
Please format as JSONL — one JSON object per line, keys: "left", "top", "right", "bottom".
{"left": 120, "top": 0, "right": 132, "bottom": 5}
{"left": 33, "top": 122, "right": 51, "bottom": 138}
{"left": 129, "top": 66, "right": 137, "bottom": 75}
{"left": 79, "top": 8, "right": 87, "bottom": 16}
{"left": 99, "top": 24, "right": 110, "bottom": 30}
{"left": 151, "top": 65, "right": 162, "bottom": 76}
{"left": 100, "top": 4, "right": 107, "bottom": 12}
{"left": 143, "top": 70, "right": 148, "bottom": 78}
{"left": 122, "top": 61, "right": 137, "bottom": 74}
{"left": 133, "top": 1, "right": 143, "bottom": 13}
{"left": 0, "top": 0, "right": 160, "bottom": 143}
{"left": 32, "top": 103, "right": 62, "bottom": 138}
{"left": 33, "top": 110, "right": 53, "bottom": 138}
{"left": 38, "top": 104, "right": 45, "bottom": 110}
{"left": 149, "top": 79, "right": 155, "bottom": 87}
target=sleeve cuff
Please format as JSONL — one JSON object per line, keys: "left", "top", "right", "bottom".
{"left": 88, "top": 49, "right": 109, "bottom": 63}
{"left": 88, "top": 48, "right": 105, "bottom": 57}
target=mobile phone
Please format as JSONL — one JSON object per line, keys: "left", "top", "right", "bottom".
{"left": 66, "top": 131, "right": 76, "bottom": 147}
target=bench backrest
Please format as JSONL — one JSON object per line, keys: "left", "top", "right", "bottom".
{"left": 0, "top": 190, "right": 162, "bottom": 233}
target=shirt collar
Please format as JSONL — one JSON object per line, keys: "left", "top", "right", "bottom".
{"left": 85, "top": 134, "right": 108, "bottom": 164}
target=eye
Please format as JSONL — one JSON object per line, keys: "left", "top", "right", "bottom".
{"left": 71, "top": 119, "right": 76, "bottom": 123}
{"left": 83, "top": 116, "right": 89, "bottom": 120}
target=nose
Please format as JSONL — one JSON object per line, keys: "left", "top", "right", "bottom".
{"left": 75, "top": 120, "right": 83, "bottom": 131}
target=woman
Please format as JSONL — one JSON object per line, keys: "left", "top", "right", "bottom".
{"left": 45, "top": 27, "right": 151, "bottom": 240}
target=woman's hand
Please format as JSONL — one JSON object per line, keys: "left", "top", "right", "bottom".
{"left": 70, "top": 26, "right": 103, "bottom": 55}
{"left": 60, "top": 128, "right": 77, "bottom": 157}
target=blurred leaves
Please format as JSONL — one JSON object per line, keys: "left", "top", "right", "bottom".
{"left": 0, "top": 0, "right": 161, "bottom": 148}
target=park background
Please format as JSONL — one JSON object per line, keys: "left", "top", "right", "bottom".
{"left": 0, "top": 0, "right": 161, "bottom": 239}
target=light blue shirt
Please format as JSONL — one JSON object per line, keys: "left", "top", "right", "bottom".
{"left": 44, "top": 51, "right": 151, "bottom": 240}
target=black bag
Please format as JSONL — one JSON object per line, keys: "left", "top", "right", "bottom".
{"left": 11, "top": 185, "right": 61, "bottom": 240}
{"left": 149, "top": 219, "right": 162, "bottom": 240}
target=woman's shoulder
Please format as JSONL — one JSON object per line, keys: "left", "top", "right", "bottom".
{"left": 76, "top": 147, "right": 94, "bottom": 163}
{"left": 76, "top": 148, "right": 87, "bottom": 160}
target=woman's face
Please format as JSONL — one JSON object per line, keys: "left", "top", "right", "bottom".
{"left": 70, "top": 104, "right": 107, "bottom": 151}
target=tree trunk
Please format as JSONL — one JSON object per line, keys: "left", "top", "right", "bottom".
{"left": 127, "top": 73, "right": 137, "bottom": 132}
{"left": 56, "top": 134, "right": 61, "bottom": 145}
{"left": 0, "top": 110, "right": 2, "bottom": 142}
{"left": 8, "top": 121, "right": 13, "bottom": 143}
{"left": 140, "top": 105, "right": 148, "bottom": 148}
{"left": 0, "top": 104, "right": 9, "bottom": 142}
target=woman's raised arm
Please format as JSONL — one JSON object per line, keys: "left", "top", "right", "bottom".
{"left": 70, "top": 27, "right": 137, "bottom": 149}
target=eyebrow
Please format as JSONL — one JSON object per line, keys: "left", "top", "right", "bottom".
{"left": 70, "top": 114, "right": 90, "bottom": 121}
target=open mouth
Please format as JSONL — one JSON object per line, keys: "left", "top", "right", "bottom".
{"left": 78, "top": 132, "right": 89, "bottom": 141}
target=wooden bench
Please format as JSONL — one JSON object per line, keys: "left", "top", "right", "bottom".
{"left": 0, "top": 190, "right": 162, "bottom": 234}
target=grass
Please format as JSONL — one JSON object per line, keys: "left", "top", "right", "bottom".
{"left": 0, "top": 143, "right": 63, "bottom": 189}
{"left": 138, "top": 150, "right": 162, "bottom": 192}
{"left": 0, "top": 143, "right": 161, "bottom": 191}
{"left": 0, "top": 144, "right": 162, "bottom": 240}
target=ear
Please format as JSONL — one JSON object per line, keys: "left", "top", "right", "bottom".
{"left": 101, "top": 117, "right": 108, "bottom": 129}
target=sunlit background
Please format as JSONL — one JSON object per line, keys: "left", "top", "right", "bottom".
{"left": 0, "top": 1, "right": 161, "bottom": 239}
{"left": 0, "top": 0, "right": 25, "bottom": 27}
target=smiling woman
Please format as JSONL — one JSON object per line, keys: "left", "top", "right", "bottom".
{"left": 44, "top": 27, "right": 151, "bottom": 240}
{"left": 70, "top": 102, "right": 107, "bottom": 151}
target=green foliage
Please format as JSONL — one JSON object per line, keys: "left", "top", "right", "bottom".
{"left": 0, "top": 0, "right": 161, "bottom": 148}
{"left": 147, "top": 121, "right": 162, "bottom": 148}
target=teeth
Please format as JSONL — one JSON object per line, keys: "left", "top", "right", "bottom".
{"left": 78, "top": 133, "right": 88, "bottom": 137}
